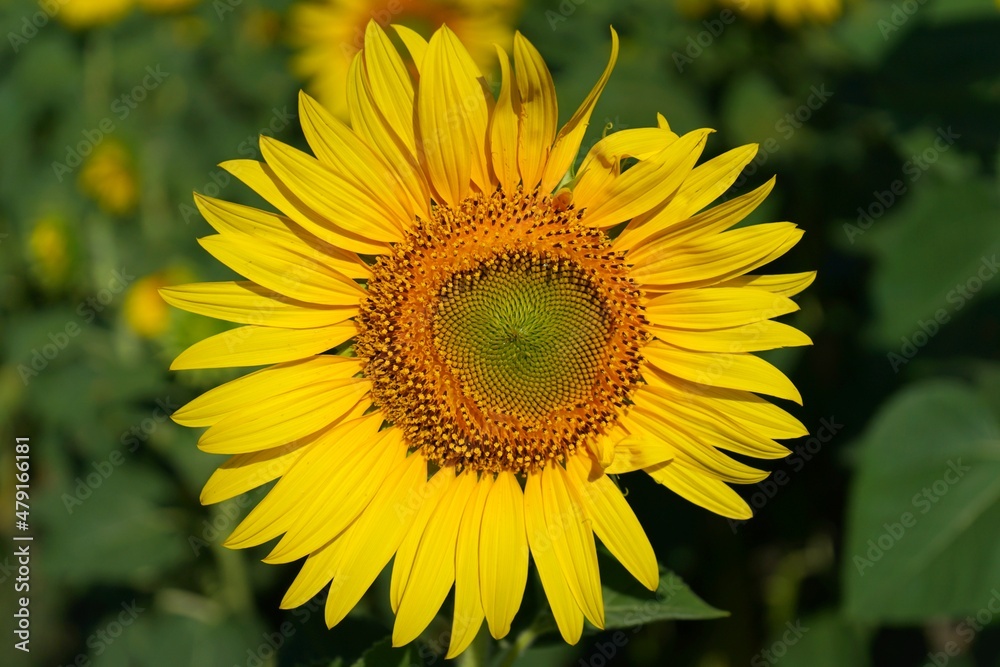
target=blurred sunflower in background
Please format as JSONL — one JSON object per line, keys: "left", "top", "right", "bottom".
{"left": 288, "top": 0, "right": 519, "bottom": 116}
{"left": 77, "top": 140, "right": 139, "bottom": 216}
{"left": 164, "top": 22, "right": 811, "bottom": 656}
{"left": 678, "top": 0, "right": 842, "bottom": 25}
{"left": 58, "top": 0, "right": 198, "bottom": 29}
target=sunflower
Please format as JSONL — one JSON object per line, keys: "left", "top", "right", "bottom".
{"left": 288, "top": 0, "right": 517, "bottom": 117}
{"left": 164, "top": 23, "right": 813, "bottom": 656}
{"left": 678, "top": 0, "right": 842, "bottom": 25}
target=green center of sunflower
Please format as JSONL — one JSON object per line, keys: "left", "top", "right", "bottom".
{"left": 434, "top": 253, "right": 610, "bottom": 422}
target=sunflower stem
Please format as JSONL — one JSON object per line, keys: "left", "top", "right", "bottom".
{"left": 497, "top": 624, "right": 540, "bottom": 667}
{"left": 459, "top": 627, "right": 491, "bottom": 667}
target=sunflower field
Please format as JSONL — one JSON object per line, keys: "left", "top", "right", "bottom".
{"left": 2, "top": 0, "right": 1000, "bottom": 666}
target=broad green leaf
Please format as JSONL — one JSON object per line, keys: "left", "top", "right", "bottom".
{"left": 92, "top": 609, "right": 265, "bottom": 667}
{"left": 598, "top": 551, "right": 727, "bottom": 632}
{"left": 756, "top": 613, "right": 870, "bottom": 667}
{"left": 857, "top": 180, "right": 1000, "bottom": 347}
{"left": 842, "top": 381, "right": 1000, "bottom": 622}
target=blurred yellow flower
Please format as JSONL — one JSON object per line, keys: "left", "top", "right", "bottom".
{"left": 58, "top": 0, "right": 197, "bottom": 29}
{"left": 679, "top": 0, "right": 842, "bottom": 25}
{"left": 58, "top": 0, "right": 135, "bottom": 28}
{"left": 27, "top": 215, "right": 73, "bottom": 290}
{"left": 138, "top": 0, "right": 199, "bottom": 13}
{"left": 288, "top": 0, "right": 518, "bottom": 117}
{"left": 78, "top": 141, "right": 139, "bottom": 216}
{"left": 125, "top": 268, "right": 192, "bottom": 338}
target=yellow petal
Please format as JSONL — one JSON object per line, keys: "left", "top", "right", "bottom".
{"left": 198, "top": 379, "right": 371, "bottom": 455}
{"left": 575, "top": 129, "right": 712, "bottom": 230}
{"left": 170, "top": 323, "right": 356, "bottom": 370}
{"left": 651, "top": 319, "right": 812, "bottom": 353}
{"left": 604, "top": 427, "right": 674, "bottom": 475}
{"left": 541, "top": 465, "right": 604, "bottom": 629}
{"left": 390, "top": 466, "right": 455, "bottom": 613}
{"left": 194, "top": 193, "right": 370, "bottom": 280}
{"left": 416, "top": 26, "right": 490, "bottom": 205}
{"left": 513, "top": 32, "right": 558, "bottom": 189}
{"left": 161, "top": 281, "right": 355, "bottom": 329}
{"left": 628, "top": 405, "right": 771, "bottom": 484}
{"left": 265, "top": 428, "right": 408, "bottom": 563}
{"left": 541, "top": 28, "right": 619, "bottom": 193}
{"left": 446, "top": 476, "right": 492, "bottom": 659}
{"left": 223, "top": 414, "right": 383, "bottom": 548}
{"left": 621, "top": 176, "right": 774, "bottom": 263}
{"left": 174, "top": 356, "right": 362, "bottom": 427}
{"left": 645, "top": 287, "right": 799, "bottom": 330}
{"left": 717, "top": 271, "right": 817, "bottom": 297}
{"left": 642, "top": 371, "right": 808, "bottom": 440}
{"left": 259, "top": 136, "right": 403, "bottom": 243}
{"left": 632, "top": 381, "right": 792, "bottom": 460}
{"left": 346, "top": 54, "right": 431, "bottom": 221}
{"left": 480, "top": 471, "right": 529, "bottom": 639}
{"left": 221, "top": 159, "right": 391, "bottom": 256}
{"left": 393, "top": 471, "right": 477, "bottom": 647}
{"left": 635, "top": 223, "right": 804, "bottom": 289}
{"left": 524, "top": 474, "right": 583, "bottom": 644}
{"left": 323, "top": 452, "right": 428, "bottom": 626}
{"left": 197, "top": 234, "right": 365, "bottom": 307}
{"left": 575, "top": 126, "right": 677, "bottom": 189}
{"left": 298, "top": 90, "right": 415, "bottom": 224}
{"left": 646, "top": 460, "right": 753, "bottom": 520}
{"left": 489, "top": 45, "right": 521, "bottom": 193}
{"left": 201, "top": 443, "right": 310, "bottom": 505}
{"left": 617, "top": 145, "right": 759, "bottom": 252}
{"left": 360, "top": 21, "right": 417, "bottom": 164}
{"left": 207, "top": 400, "right": 371, "bottom": 508}
{"left": 392, "top": 24, "right": 428, "bottom": 71}
{"left": 566, "top": 456, "right": 658, "bottom": 591}
{"left": 643, "top": 340, "right": 803, "bottom": 404}
{"left": 281, "top": 535, "right": 346, "bottom": 610}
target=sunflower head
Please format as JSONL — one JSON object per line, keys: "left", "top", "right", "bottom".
{"left": 165, "top": 21, "right": 813, "bottom": 658}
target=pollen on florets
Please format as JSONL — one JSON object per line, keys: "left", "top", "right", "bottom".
{"left": 354, "top": 188, "right": 648, "bottom": 475}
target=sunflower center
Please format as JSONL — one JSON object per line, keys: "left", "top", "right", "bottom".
{"left": 434, "top": 253, "right": 610, "bottom": 422}
{"left": 355, "top": 189, "right": 647, "bottom": 475}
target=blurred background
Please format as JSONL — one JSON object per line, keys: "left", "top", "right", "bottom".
{"left": 2, "top": 0, "right": 1000, "bottom": 665}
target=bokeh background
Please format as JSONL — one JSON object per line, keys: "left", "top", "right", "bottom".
{"left": 2, "top": 0, "right": 1000, "bottom": 665}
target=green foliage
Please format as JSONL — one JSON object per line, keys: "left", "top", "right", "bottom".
{"left": 843, "top": 381, "right": 1000, "bottom": 622}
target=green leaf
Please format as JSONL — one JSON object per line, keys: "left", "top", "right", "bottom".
{"left": 599, "top": 554, "right": 728, "bottom": 631}
{"left": 92, "top": 609, "right": 266, "bottom": 667}
{"left": 757, "top": 613, "right": 869, "bottom": 667}
{"left": 857, "top": 179, "right": 1000, "bottom": 348}
{"left": 842, "top": 380, "right": 1000, "bottom": 622}
{"left": 350, "top": 636, "right": 412, "bottom": 667}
